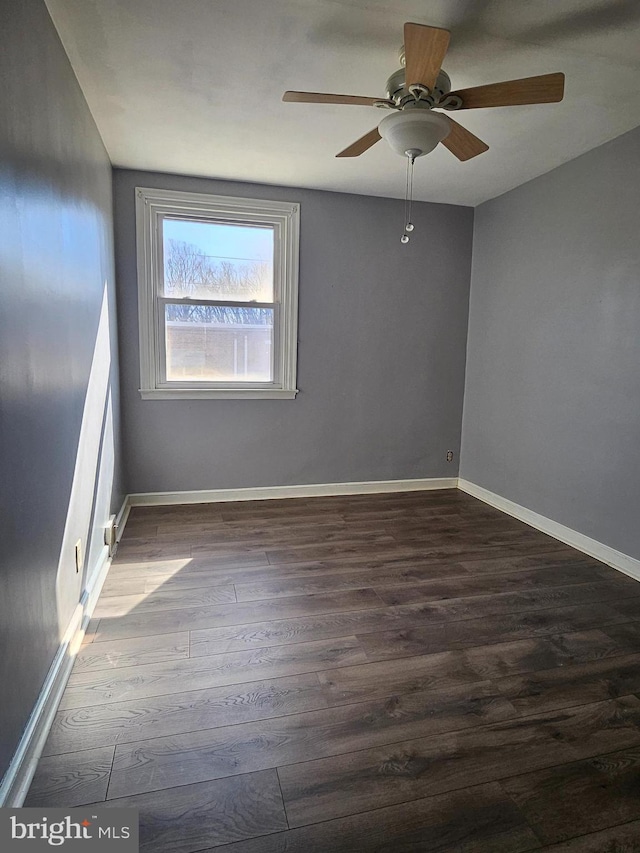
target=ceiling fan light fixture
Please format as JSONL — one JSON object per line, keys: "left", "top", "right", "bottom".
{"left": 378, "top": 109, "right": 450, "bottom": 158}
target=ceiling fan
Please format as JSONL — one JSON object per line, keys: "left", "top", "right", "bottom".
{"left": 283, "top": 22, "right": 565, "bottom": 163}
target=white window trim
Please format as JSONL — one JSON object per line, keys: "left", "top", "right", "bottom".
{"left": 135, "top": 186, "right": 300, "bottom": 399}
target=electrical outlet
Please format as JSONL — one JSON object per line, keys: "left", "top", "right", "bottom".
{"left": 446, "top": 450, "right": 454, "bottom": 462}
{"left": 74, "top": 539, "right": 83, "bottom": 574}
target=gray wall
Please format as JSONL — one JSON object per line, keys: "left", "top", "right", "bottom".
{"left": 461, "top": 125, "right": 640, "bottom": 560}
{"left": 0, "top": 0, "right": 122, "bottom": 782}
{"left": 114, "top": 170, "right": 473, "bottom": 494}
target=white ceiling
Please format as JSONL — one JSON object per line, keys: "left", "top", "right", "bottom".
{"left": 45, "top": 0, "right": 640, "bottom": 206}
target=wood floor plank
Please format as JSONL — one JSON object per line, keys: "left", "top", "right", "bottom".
{"left": 107, "top": 682, "right": 517, "bottom": 799}
{"left": 152, "top": 514, "right": 348, "bottom": 533}
{"left": 610, "top": 598, "right": 640, "bottom": 621}
{"left": 461, "top": 630, "right": 626, "bottom": 682}
{"left": 72, "top": 632, "right": 190, "bottom": 673}
{"left": 377, "top": 578, "right": 635, "bottom": 608}
{"left": 60, "top": 636, "right": 367, "bottom": 709}
{"left": 277, "top": 696, "right": 640, "bottom": 827}
{"left": 233, "top": 563, "right": 474, "bottom": 601}
{"left": 25, "top": 746, "right": 115, "bottom": 807}
{"left": 91, "top": 588, "right": 383, "bottom": 643}
{"left": 317, "top": 650, "right": 484, "bottom": 705}
{"left": 534, "top": 821, "right": 640, "bottom": 850}
{"left": 100, "top": 571, "right": 224, "bottom": 598}
{"left": 101, "top": 556, "right": 448, "bottom": 598}
{"left": 155, "top": 516, "right": 348, "bottom": 537}
{"left": 191, "top": 601, "right": 627, "bottom": 658}
{"left": 377, "top": 579, "right": 638, "bottom": 615}
{"left": 122, "top": 522, "right": 158, "bottom": 538}
{"left": 338, "top": 507, "right": 446, "bottom": 523}
{"left": 502, "top": 745, "right": 640, "bottom": 845}
{"left": 100, "top": 564, "right": 340, "bottom": 598}
{"left": 220, "top": 506, "right": 348, "bottom": 523}
{"left": 179, "top": 553, "right": 276, "bottom": 572}
{"left": 235, "top": 563, "right": 614, "bottom": 604}
{"left": 189, "top": 604, "right": 434, "bottom": 656}
{"left": 194, "top": 784, "right": 540, "bottom": 853}
{"left": 601, "top": 619, "right": 640, "bottom": 652}
{"left": 129, "top": 504, "right": 225, "bottom": 521}
{"left": 108, "top": 553, "right": 271, "bottom": 579}
{"left": 260, "top": 540, "right": 407, "bottom": 565}
{"left": 453, "top": 542, "right": 593, "bottom": 562}
{"left": 44, "top": 674, "right": 328, "bottom": 756}
{"left": 358, "top": 606, "right": 628, "bottom": 662}
{"left": 109, "top": 551, "right": 463, "bottom": 584}
{"left": 93, "top": 584, "right": 237, "bottom": 618}
{"left": 97, "top": 771, "right": 288, "bottom": 853}
{"left": 264, "top": 538, "right": 568, "bottom": 566}
{"left": 389, "top": 527, "right": 551, "bottom": 547}
{"left": 325, "top": 630, "right": 626, "bottom": 702}
{"left": 381, "top": 586, "right": 634, "bottom": 629}
{"left": 163, "top": 526, "right": 392, "bottom": 550}
{"left": 384, "top": 509, "right": 523, "bottom": 526}
{"left": 235, "top": 553, "right": 468, "bottom": 581}
{"left": 108, "top": 557, "right": 195, "bottom": 575}
{"left": 458, "top": 552, "right": 602, "bottom": 574}
{"left": 393, "top": 537, "right": 573, "bottom": 558}
{"left": 151, "top": 782, "right": 542, "bottom": 853}
{"left": 495, "top": 652, "right": 640, "bottom": 714}
{"left": 114, "top": 541, "right": 193, "bottom": 560}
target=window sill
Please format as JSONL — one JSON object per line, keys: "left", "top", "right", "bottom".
{"left": 139, "top": 388, "right": 298, "bottom": 400}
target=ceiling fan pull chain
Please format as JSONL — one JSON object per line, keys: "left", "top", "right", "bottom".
{"left": 401, "top": 152, "right": 416, "bottom": 244}
{"left": 401, "top": 154, "right": 410, "bottom": 243}
{"left": 408, "top": 154, "right": 415, "bottom": 231}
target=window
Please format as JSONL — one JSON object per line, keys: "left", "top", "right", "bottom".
{"left": 135, "top": 187, "right": 300, "bottom": 398}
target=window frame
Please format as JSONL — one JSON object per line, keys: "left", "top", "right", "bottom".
{"left": 135, "top": 186, "right": 300, "bottom": 399}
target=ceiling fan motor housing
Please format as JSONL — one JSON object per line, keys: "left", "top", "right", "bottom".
{"left": 386, "top": 67, "right": 452, "bottom": 102}
{"left": 378, "top": 108, "right": 450, "bottom": 157}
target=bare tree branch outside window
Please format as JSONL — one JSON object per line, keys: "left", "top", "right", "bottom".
{"left": 164, "top": 239, "right": 272, "bottom": 325}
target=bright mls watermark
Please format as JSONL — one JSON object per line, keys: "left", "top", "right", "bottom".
{"left": 1, "top": 809, "right": 138, "bottom": 850}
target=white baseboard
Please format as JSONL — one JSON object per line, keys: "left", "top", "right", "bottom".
{"left": 127, "top": 477, "right": 459, "bottom": 507}
{"left": 0, "top": 497, "right": 127, "bottom": 807}
{"left": 458, "top": 478, "right": 640, "bottom": 582}
{"left": 0, "top": 604, "right": 84, "bottom": 808}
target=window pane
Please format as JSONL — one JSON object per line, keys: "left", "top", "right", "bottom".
{"left": 165, "top": 305, "right": 274, "bottom": 382}
{"left": 162, "top": 218, "right": 274, "bottom": 302}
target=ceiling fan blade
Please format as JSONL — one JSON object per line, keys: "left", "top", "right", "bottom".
{"left": 441, "top": 117, "right": 489, "bottom": 161}
{"left": 449, "top": 72, "right": 565, "bottom": 109}
{"left": 403, "top": 23, "right": 451, "bottom": 90}
{"left": 283, "top": 91, "right": 382, "bottom": 106}
{"left": 336, "top": 127, "right": 382, "bottom": 158}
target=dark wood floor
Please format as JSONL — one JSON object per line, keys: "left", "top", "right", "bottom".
{"left": 27, "top": 489, "right": 640, "bottom": 851}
